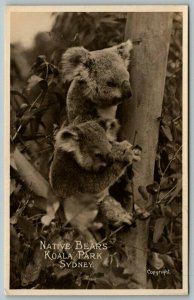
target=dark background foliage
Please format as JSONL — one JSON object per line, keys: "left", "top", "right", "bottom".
{"left": 10, "top": 12, "right": 182, "bottom": 289}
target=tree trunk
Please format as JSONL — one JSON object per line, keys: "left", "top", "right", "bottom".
{"left": 119, "top": 12, "right": 173, "bottom": 288}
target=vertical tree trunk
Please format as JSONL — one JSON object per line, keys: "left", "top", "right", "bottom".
{"left": 119, "top": 13, "right": 173, "bottom": 288}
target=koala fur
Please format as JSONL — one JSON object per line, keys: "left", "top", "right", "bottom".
{"left": 97, "top": 117, "right": 120, "bottom": 142}
{"left": 49, "top": 121, "right": 136, "bottom": 200}
{"left": 60, "top": 117, "right": 120, "bottom": 142}
{"left": 61, "top": 40, "right": 133, "bottom": 124}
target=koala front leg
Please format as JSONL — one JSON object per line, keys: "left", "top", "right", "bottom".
{"left": 78, "top": 160, "right": 129, "bottom": 194}
{"left": 109, "top": 141, "right": 140, "bottom": 164}
{"left": 79, "top": 142, "right": 139, "bottom": 194}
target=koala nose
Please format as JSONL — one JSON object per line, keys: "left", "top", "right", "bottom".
{"left": 122, "top": 80, "right": 132, "bottom": 98}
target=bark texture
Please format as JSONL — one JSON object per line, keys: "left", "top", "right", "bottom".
{"left": 119, "top": 12, "right": 173, "bottom": 288}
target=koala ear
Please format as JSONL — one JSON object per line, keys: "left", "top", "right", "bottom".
{"left": 112, "top": 39, "right": 133, "bottom": 68}
{"left": 56, "top": 127, "right": 79, "bottom": 152}
{"left": 61, "top": 47, "right": 91, "bottom": 81}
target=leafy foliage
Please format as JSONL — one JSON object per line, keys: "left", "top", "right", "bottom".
{"left": 147, "top": 13, "right": 183, "bottom": 289}
{"left": 10, "top": 12, "right": 183, "bottom": 289}
{"left": 51, "top": 12, "right": 127, "bottom": 50}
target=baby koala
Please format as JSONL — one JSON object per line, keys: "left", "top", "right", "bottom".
{"left": 50, "top": 120, "right": 140, "bottom": 200}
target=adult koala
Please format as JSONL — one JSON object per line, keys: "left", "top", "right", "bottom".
{"left": 61, "top": 40, "right": 133, "bottom": 124}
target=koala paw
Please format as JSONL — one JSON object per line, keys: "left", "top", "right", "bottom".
{"left": 120, "top": 140, "right": 133, "bottom": 149}
{"left": 110, "top": 141, "right": 132, "bottom": 161}
{"left": 132, "top": 146, "right": 142, "bottom": 162}
{"left": 122, "top": 142, "right": 134, "bottom": 163}
{"left": 110, "top": 141, "right": 142, "bottom": 164}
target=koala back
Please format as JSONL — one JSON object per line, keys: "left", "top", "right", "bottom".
{"left": 61, "top": 40, "right": 133, "bottom": 123}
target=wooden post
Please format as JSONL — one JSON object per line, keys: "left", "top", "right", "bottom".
{"left": 119, "top": 13, "right": 173, "bottom": 288}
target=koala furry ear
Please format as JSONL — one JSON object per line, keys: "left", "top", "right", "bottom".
{"left": 56, "top": 127, "right": 79, "bottom": 152}
{"left": 112, "top": 39, "right": 133, "bottom": 68}
{"left": 61, "top": 47, "right": 91, "bottom": 81}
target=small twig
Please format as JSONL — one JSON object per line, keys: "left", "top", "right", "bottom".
{"left": 172, "top": 115, "right": 181, "bottom": 123}
{"left": 28, "top": 90, "right": 44, "bottom": 111}
{"left": 16, "top": 197, "right": 30, "bottom": 215}
{"left": 12, "top": 89, "right": 46, "bottom": 141}
{"left": 99, "top": 225, "right": 125, "bottom": 244}
{"left": 27, "top": 213, "right": 44, "bottom": 220}
{"left": 162, "top": 145, "right": 182, "bottom": 178}
{"left": 84, "top": 225, "right": 150, "bottom": 257}
{"left": 157, "top": 145, "right": 182, "bottom": 201}
{"left": 12, "top": 124, "right": 22, "bottom": 141}
{"left": 133, "top": 130, "right": 138, "bottom": 145}
{"left": 156, "top": 185, "right": 176, "bottom": 204}
{"left": 84, "top": 225, "right": 125, "bottom": 256}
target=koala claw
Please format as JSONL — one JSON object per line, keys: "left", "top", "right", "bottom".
{"left": 110, "top": 140, "right": 142, "bottom": 164}
{"left": 118, "top": 140, "right": 133, "bottom": 162}
{"left": 132, "top": 147, "right": 142, "bottom": 162}
{"left": 120, "top": 142, "right": 142, "bottom": 163}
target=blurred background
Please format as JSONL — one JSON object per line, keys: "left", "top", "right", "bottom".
{"left": 11, "top": 12, "right": 54, "bottom": 49}
{"left": 10, "top": 12, "right": 127, "bottom": 88}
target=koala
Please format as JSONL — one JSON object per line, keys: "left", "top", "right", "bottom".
{"left": 61, "top": 40, "right": 133, "bottom": 124}
{"left": 49, "top": 121, "right": 139, "bottom": 200}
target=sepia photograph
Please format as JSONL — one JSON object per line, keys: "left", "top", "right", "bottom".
{"left": 5, "top": 5, "right": 188, "bottom": 296}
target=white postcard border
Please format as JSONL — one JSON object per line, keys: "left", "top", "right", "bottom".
{"left": 4, "top": 5, "right": 188, "bottom": 296}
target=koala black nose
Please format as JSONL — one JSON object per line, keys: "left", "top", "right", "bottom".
{"left": 122, "top": 80, "right": 132, "bottom": 98}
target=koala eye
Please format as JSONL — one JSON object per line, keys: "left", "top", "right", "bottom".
{"left": 107, "top": 80, "right": 117, "bottom": 88}
{"left": 94, "top": 152, "right": 104, "bottom": 160}
{"left": 110, "top": 121, "right": 116, "bottom": 129}
{"left": 61, "top": 131, "right": 72, "bottom": 140}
